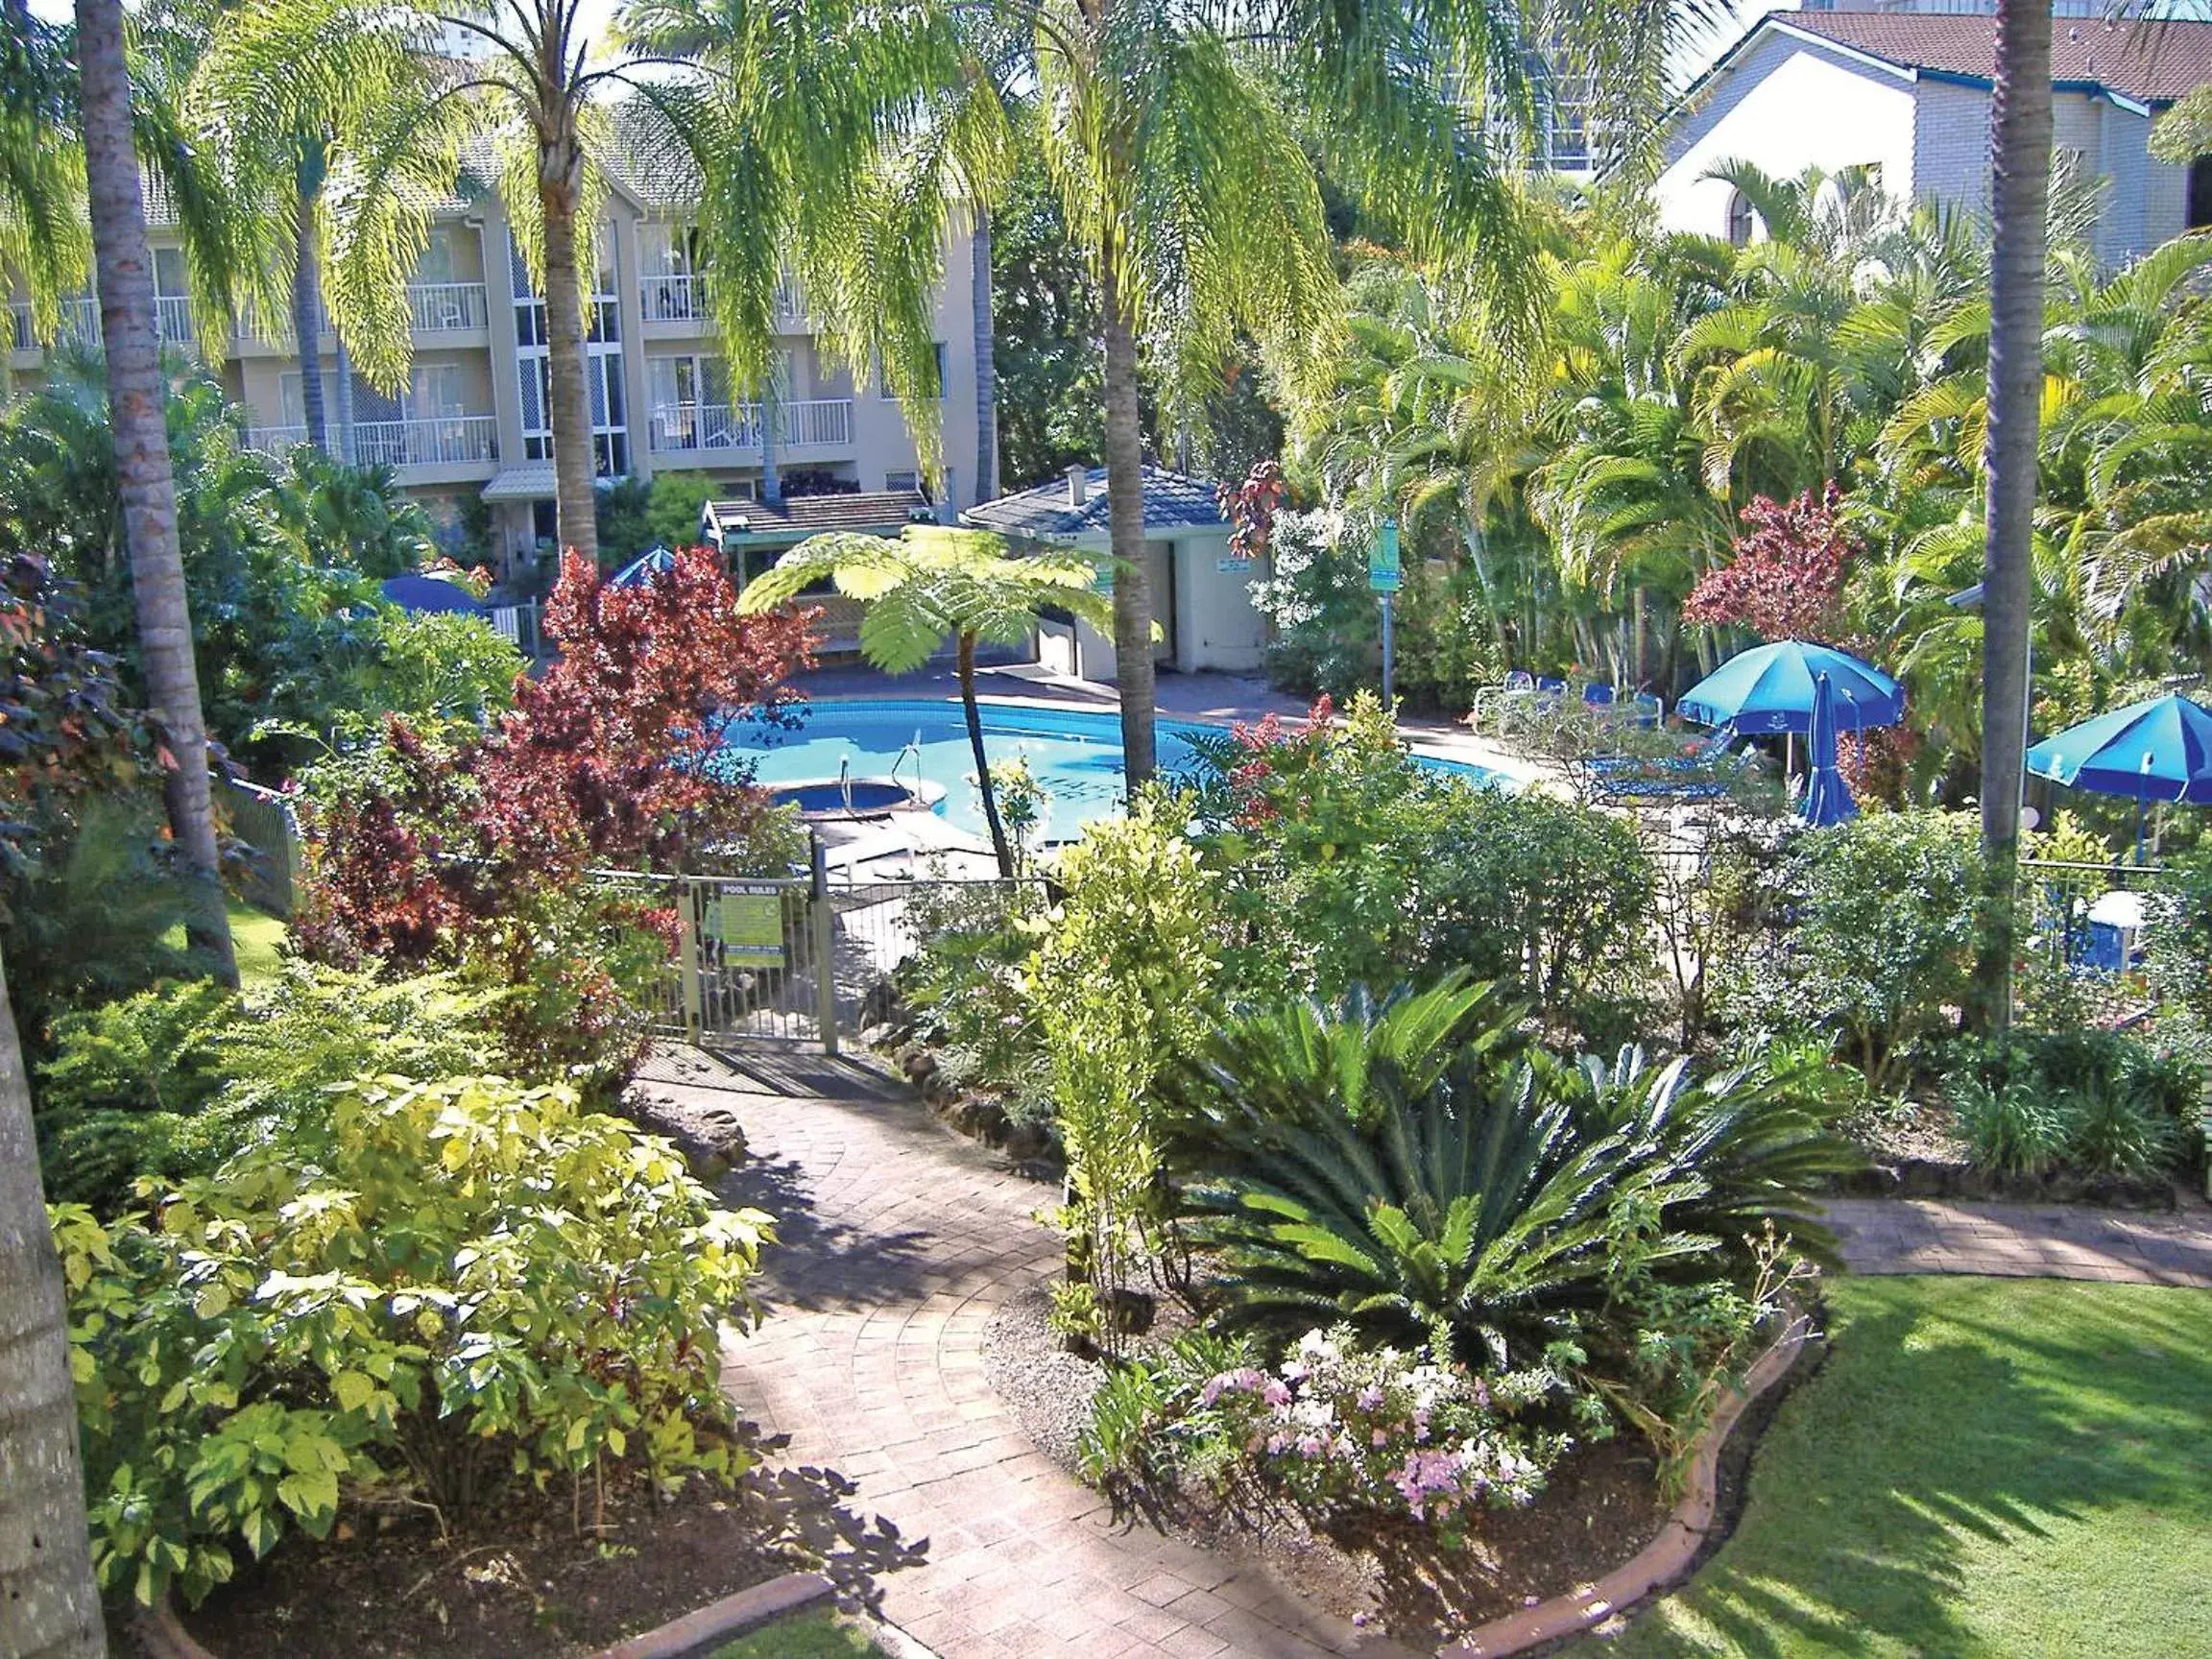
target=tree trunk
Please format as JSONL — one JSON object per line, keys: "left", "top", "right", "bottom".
{"left": 1974, "top": 0, "right": 2054, "bottom": 1037}
{"left": 294, "top": 186, "right": 327, "bottom": 454}
{"left": 958, "top": 632, "right": 1014, "bottom": 876}
{"left": 0, "top": 944, "right": 107, "bottom": 1659}
{"left": 78, "top": 0, "right": 236, "bottom": 987}
{"left": 972, "top": 207, "right": 998, "bottom": 504}
{"left": 539, "top": 164, "right": 598, "bottom": 564}
{"left": 1099, "top": 264, "right": 1155, "bottom": 786}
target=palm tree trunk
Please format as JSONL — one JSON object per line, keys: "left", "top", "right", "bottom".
{"left": 0, "top": 945, "right": 107, "bottom": 1659}
{"left": 958, "top": 632, "right": 1014, "bottom": 876}
{"left": 1099, "top": 263, "right": 1155, "bottom": 786}
{"left": 1974, "top": 0, "right": 2054, "bottom": 1037}
{"left": 294, "top": 188, "right": 327, "bottom": 453}
{"left": 972, "top": 207, "right": 998, "bottom": 504}
{"left": 78, "top": 0, "right": 236, "bottom": 988}
{"left": 759, "top": 360, "right": 781, "bottom": 505}
{"left": 539, "top": 167, "right": 599, "bottom": 564}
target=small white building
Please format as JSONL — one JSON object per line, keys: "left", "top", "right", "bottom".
{"left": 961, "top": 465, "right": 1267, "bottom": 680}
{"left": 1652, "top": 11, "right": 2212, "bottom": 267}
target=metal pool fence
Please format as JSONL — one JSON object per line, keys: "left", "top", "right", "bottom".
{"left": 596, "top": 849, "right": 1045, "bottom": 1052}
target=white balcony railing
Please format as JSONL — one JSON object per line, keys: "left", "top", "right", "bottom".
{"left": 405, "top": 282, "right": 489, "bottom": 332}
{"left": 243, "top": 415, "right": 497, "bottom": 469}
{"left": 350, "top": 415, "right": 498, "bottom": 467}
{"left": 642, "top": 272, "right": 803, "bottom": 325}
{"left": 647, "top": 397, "right": 854, "bottom": 456}
{"left": 39, "top": 295, "right": 195, "bottom": 350}
{"left": 639, "top": 272, "right": 708, "bottom": 323}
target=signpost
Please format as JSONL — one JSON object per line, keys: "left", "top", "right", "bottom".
{"left": 1369, "top": 517, "right": 1402, "bottom": 706}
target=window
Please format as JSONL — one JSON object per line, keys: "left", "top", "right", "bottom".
{"left": 1725, "top": 190, "right": 1755, "bottom": 248}
{"left": 2190, "top": 156, "right": 2212, "bottom": 230}
{"left": 510, "top": 228, "right": 628, "bottom": 475}
{"left": 884, "top": 469, "right": 918, "bottom": 493}
{"left": 415, "top": 227, "right": 461, "bottom": 286}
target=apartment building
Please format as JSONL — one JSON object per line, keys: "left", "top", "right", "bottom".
{"left": 7, "top": 132, "right": 983, "bottom": 578}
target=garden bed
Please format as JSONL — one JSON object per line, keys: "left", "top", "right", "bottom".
{"left": 171, "top": 1470, "right": 785, "bottom": 1659}
{"left": 981, "top": 1281, "right": 1671, "bottom": 1649}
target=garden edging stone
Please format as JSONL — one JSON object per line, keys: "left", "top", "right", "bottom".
{"left": 138, "top": 1570, "right": 835, "bottom": 1659}
{"left": 1433, "top": 1312, "right": 1815, "bottom": 1659}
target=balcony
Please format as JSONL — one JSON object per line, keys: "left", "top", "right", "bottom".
{"left": 646, "top": 397, "right": 854, "bottom": 457}
{"left": 640, "top": 273, "right": 708, "bottom": 324}
{"left": 244, "top": 414, "right": 498, "bottom": 469}
{"left": 25, "top": 295, "right": 196, "bottom": 351}
{"left": 405, "top": 282, "right": 490, "bottom": 332}
{"left": 640, "top": 271, "right": 805, "bottom": 327}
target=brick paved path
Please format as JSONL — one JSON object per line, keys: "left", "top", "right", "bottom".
{"left": 637, "top": 1048, "right": 1405, "bottom": 1659}
{"left": 1824, "top": 1196, "right": 2212, "bottom": 1286}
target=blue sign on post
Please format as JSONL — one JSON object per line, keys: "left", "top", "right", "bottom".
{"left": 1368, "top": 518, "right": 1402, "bottom": 593}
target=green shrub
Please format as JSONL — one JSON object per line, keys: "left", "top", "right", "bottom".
{"left": 1028, "top": 791, "right": 1222, "bottom": 1346}
{"left": 1946, "top": 1073, "right": 2070, "bottom": 1177}
{"left": 2150, "top": 844, "right": 2212, "bottom": 1042}
{"left": 36, "top": 966, "right": 503, "bottom": 1211}
{"left": 899, "top": 874, "right": 1048, "bottom": 1115}
{"left": 56, "top": 1072, "right": 772, "bottom": 1608}
{"left": 1944, "top": 1030, "right": 2198, "bottom": 1179}
{"left": 1186, "top": 692, "right": 1658, "bottom": 1038}
{"left": 1779, "top": 810, "right": 1985, "bottom": 1091}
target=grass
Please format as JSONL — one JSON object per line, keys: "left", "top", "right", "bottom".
{"left": 226, "top": 898, "right": 287, "bottom": 990}
{"left": 708, "top": 1607, "right": 882, "bottom": 1658}
{"left": 1610, "top": 1276, "right": 2212, "bottom": 1658}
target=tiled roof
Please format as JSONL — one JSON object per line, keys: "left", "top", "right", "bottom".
{"left": 607, "top": 100, "right": 705, "bottom": 209}
{"left": 703, "top": 491, "right": 936, "bottom": 540}
{"left": 1776, "top": 12, "right": 2212, "bottom": 106}
{"left": 960, "top": 466, "right": 1227, "bottom": 540}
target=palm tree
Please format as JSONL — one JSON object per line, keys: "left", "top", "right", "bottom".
{"left": 1975, "top": 0, "right": 2055, "bottom": 1033}
{"left": 0, "top": 944, "right": 106, "bottom": 1659}
{"left": 737, "top": 526, "right": 1112, "bottom": 875}
{"left": 76, "top": 0, "right": 236, "bottom": 985}
{"left": 195, "top": 0, "right": 461, "bottom": 457}
{"left": 0, "top": 5, "right": 91, "bottom": 367}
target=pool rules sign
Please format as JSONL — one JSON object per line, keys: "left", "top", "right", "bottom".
{"left": 709, "top": 882, "right": 785, "bottom": 963}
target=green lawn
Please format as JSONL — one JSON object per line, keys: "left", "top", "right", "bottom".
{"left": 709, "top": 1607, "right": 882, "bottom": 1658}
{"left": 1611, "top": 1277, "right": 2212, "bottom": 1658}
{"left": 226, "top": 898, "right": 287, "bottom": 990}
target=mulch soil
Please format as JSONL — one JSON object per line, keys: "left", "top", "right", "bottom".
{"left": 173, "top": 1469, "right": 785, "bottom": 1659}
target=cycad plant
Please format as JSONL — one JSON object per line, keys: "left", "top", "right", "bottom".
{"left": 1178, "top": 983, "right": 1852, "bottom": 1367}
{"left": 738, "top": 525, "right": 1112, "bottom": 874}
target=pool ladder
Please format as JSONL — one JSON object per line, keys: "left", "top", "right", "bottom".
{"left": 837, "top": 755, "right": 854, "bottom": 814}
{"left": 888, "top": 731, "right": 924, "bottom": 801}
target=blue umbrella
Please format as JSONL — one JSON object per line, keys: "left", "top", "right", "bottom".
{"left": 379, "top": 573, "right": 486, "bottom": 615}
{"left": 1677, "top": 640, "right": 1905, "bottom": 735}
{"left": 1799, "top": 671, "right": 1858, "bottom": 827}
{"left": 609, "top": 545, "right": 676, "bottom": 589}
{"left": 2027, "top": 692, "right": 2212, "bottom": 861}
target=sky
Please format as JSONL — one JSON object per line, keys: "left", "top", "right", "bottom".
{"left": 34, "top": 0, "right": 1780, "bottom": 89}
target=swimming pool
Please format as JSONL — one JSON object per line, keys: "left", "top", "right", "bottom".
{"left": 724, "top": 697, "right": 1504, "bottom": 842}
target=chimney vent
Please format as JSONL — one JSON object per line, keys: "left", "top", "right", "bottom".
{"left": 1067, "top": 466, "right": 1089, "bottom": 508}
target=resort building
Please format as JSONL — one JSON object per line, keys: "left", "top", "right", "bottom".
{"left": 1651, "top": 9, "right": 2212, "bottom": 267}
{"left": 962, "top": 465, "right": 1268, "bottom": 678}
{"left": 5, "top": 134, "right": 984, "bottom": 581}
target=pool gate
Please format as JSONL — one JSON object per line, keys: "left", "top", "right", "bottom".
{"left": 602, "top": 845, "right": 1045, "bottom": 1052}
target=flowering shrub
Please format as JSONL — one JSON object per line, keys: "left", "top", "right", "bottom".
{"left": 1191, "top": 1328, "right": 1581, "bottom": 1535}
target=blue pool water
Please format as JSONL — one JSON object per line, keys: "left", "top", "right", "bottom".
{"left": 725, "top": 698, "right": 1504, "bottom": 843}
